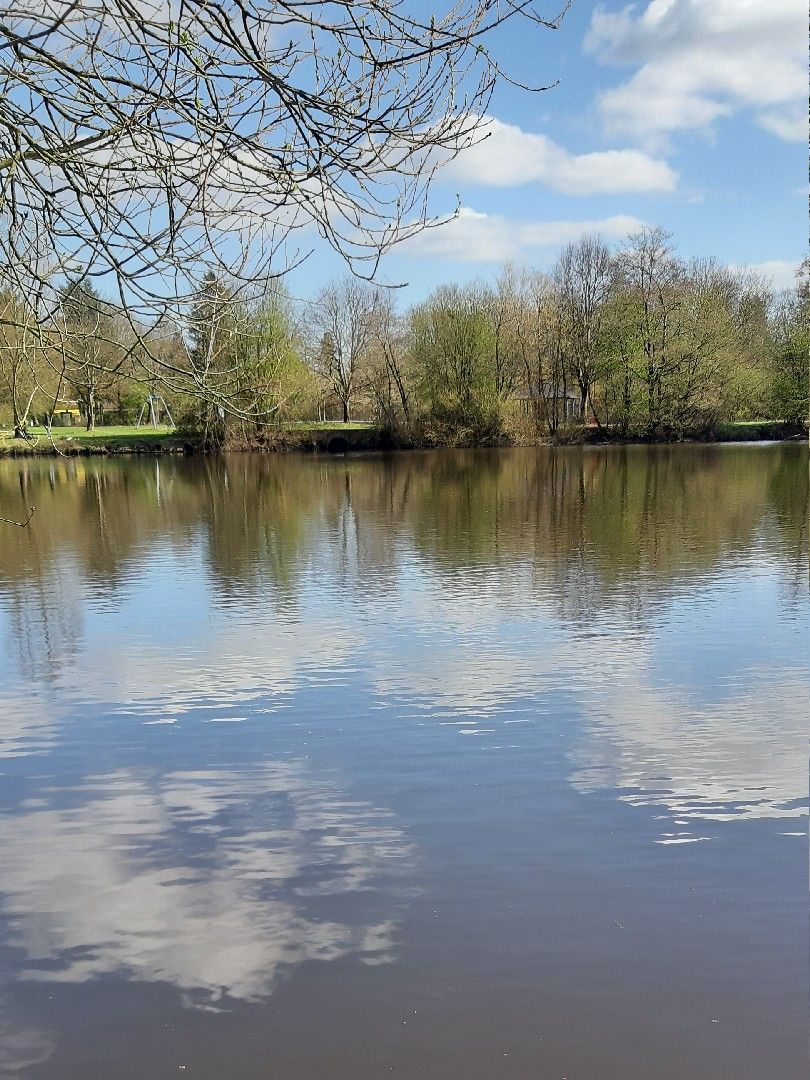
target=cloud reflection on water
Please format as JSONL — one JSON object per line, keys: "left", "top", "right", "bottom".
{"left": 0, "top": 697, "right": 56, "bottom": 759}
{"left": 371, "top": 583, "right": 807, "bottom": 831}
{"left": 0, "top": 764, "right": 412, "bottom": 1008}
{"left": 0, "top": 447, "right": 806, "bottom": 1080}
{"left": 569, "top": 673, "right": 808, "bottom": 826}
{"left": 70, "top": 615, "right": 360, "bottom": 722}
{"left": 0, "top": 1003, "right": 55, "bottom": 1079}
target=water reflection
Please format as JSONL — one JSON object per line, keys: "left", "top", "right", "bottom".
{"left": 0, "top": 1004, "right": 54, "bottom": 1079}
{"left": 0, "top": 764, "right": 412, "bottom": 1007}
{"left": 568, "top": 639, "right": 807, "bottom": 830}
{"left": 370, "top": 586, "right": 807, "bottom": 831}
{"left": 57, "top": 614, "right": 361, "bottom": 723}
{"left": 0, "top": 445, "right": 806, "bottom": 1079}
{"left": 1, "top": 446, "right": 805, "bottom": 612}
{"left": 0, "top": 696, "right": 56, "bottom": 760}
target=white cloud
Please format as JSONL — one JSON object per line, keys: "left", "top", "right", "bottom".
{"left": 585, "top": 1, "right": 807, "bottom": 144}
{"left": 443, "top": 116, "right": 677, "bottom": 193}
{"left": 756, "top": 107, "right": 807, "bottom": 144}
{"left": 729, "top": 259, "right": 800, "bottom": 291}
{"left": 402, "top": 207, "right": 643, "bottom": 262}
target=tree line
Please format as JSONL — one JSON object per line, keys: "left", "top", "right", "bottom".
{"left": 1, "top": 227, "right": 807, "bottom": 445}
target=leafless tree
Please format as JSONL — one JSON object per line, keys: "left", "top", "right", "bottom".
{"left": 483, "top": 265, "right": 524, "bottom": 401}
{"left": 0, "top": 291, "right": 48, "bottom": 436}
{"left": 309, "top": 277, "right": 380, "bottom": 422}
{"left": 511, "top": 269, "right": 570, "bottom": 435}
{"left": 554, "top": 234, "right": 612, "bottom": 425}
{"left": 57, "top": 281, "right": 128, "bottom": 429}
{"left": 369, "top": 289, "right": 411, "bottom": 426}
{"left": 0, "top": 0, "right": 569, "bottom": 414}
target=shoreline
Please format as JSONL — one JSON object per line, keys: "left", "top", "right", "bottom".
{"left": 0, "top": 421, "right": 805, "bottom": 458}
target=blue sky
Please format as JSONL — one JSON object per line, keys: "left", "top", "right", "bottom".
{"left": 289, "top": 0, "right": 806, "bottom": 305}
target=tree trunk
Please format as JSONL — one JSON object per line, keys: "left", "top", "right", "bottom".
{"left": 342, "top": 399, "right": 349, "bottom": 423}
{"left": 12, "top": 397, "right": 23, "bottom": 438}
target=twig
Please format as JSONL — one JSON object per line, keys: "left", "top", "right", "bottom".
{"left": 0, "top": 506, "right": 35, "bottom": 528}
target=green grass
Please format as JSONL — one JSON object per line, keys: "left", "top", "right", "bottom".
{"left": 38, "top": 424, "right": 174, "bottom": 439}
{"left": 715, "top": 419, "right": 800, "bottom": 439}
{"left": 0, "top": 424, "right": 182, "bottom": 453}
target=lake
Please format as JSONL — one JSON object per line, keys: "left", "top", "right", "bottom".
{"left": 0, "top": 444, "right": 807, "bottom": 1079}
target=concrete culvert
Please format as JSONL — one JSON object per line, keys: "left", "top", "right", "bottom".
{"left": 326, "top": 436, "right": 350, "bottom": 454}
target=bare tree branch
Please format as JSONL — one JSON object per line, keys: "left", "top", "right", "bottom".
{"left": 0, "top": 1, "right": 568, "bottom": 307}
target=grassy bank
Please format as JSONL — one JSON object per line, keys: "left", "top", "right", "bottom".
{"left": 0, "top": 425, "right": 188, "bottom": 456}
{"left": 0, "top": 422, "right": 385, "bottom": 456}
{"left": 713, "top": 420, "right": 807, "bottom": 442}
{"left": 572, "top": 420, "right": 807, "bottom": 446}
{"left": 1, "top": 420, "right": 804, "bottom": 457}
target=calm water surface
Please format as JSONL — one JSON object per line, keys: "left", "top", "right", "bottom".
{"left": 0, "top": 444, "right": 807, "bottom": 1080}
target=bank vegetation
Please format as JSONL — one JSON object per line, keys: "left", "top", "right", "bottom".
{"left": 1, "top": 230, "right": 807, "bottom": 451}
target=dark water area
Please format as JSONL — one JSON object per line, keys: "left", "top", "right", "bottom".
{"left": 0, "top": 444, "right": 807, "bottom": 1080}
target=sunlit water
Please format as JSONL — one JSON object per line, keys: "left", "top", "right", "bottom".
{"left": 0, "top": 444, "right": 807, "bottom": 1079}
